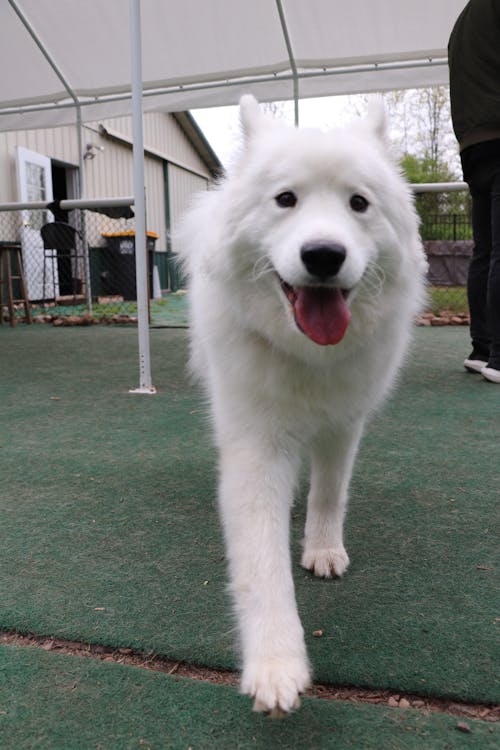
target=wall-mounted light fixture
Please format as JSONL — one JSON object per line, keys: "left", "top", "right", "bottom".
{"left": 83, "top": 142, "right": 105, "bottom": 160}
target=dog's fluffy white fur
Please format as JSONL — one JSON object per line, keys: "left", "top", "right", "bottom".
{"left": 177, "top": 96, "right": 427, "bottom": 716}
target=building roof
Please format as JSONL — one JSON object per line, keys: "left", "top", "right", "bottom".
{"left": 172, "top": 112, "right": 222, "bottom": 178}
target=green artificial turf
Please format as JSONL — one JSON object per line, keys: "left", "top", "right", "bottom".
{"left": 0, "top": 645, "right": 497, "bottom": 750}
{"left": 0, "top": 325, "right": 498, "bottom": 708}
{"left": 150, "top": 292, "right": 189, "bottom": 327}
{"left": 23, "top": 291, "right": 189, "bottom": 326}
{"left": 428, "top": 286, "right": 469, "bottom": 314}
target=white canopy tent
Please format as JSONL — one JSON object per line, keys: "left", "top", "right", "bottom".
{"left": 0, "top": 0, "right": 466, "bottom": 391}
{"left": 0, "top": 0, "right": 465, "bottom": 130}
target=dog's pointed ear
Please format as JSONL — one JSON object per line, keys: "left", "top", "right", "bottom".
{"left": 366, "top": 96, "right": 389, "bottom": 144}
{"left": 239, "top": 95, "right": 265, "bottom": 141}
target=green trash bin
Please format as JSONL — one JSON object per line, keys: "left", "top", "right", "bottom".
{"left": 101, "top": 231, "right": 157, "bottom": 301}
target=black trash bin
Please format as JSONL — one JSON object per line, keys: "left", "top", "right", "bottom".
{"left": 101, "top": 231, "right": 157, "bottom": 301}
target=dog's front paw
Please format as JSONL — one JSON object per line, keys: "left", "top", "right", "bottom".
{"left": 301, "top": 546, "right": 350, "bottom": 578}
{"left": 241, "top": 656, "right": 311, "bottom": 717}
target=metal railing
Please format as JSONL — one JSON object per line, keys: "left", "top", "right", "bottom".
{"left": 0, "top": 183, "right": 474, "bottom": 328}
{"left": 420, "top": 213, "right": 472, "bottom": 242}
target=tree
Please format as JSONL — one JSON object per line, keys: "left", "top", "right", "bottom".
{"left": 383, "top": 86, "right": 460, "bottom": 177}
{"left": 261, "top": 100, "right": 291, "bottom": 121}
{"left": 381, "top": 87, "right": 470, "bottom": 240}
{"left": 401, "top": 153, "right": 471, "bottom": 240}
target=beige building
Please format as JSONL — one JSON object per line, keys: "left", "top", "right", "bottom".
{"left": 0, "top": 111, "right": 220, "bottom": 291}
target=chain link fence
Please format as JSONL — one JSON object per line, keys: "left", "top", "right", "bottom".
{"left": 1, "top": 189, "right": 475, "bottom": 327}
{"left": 422, "top": 211, "right": 472, "bottom": 319}
{"left": 414, "top": 186, "right": 472, "bottom": 322}
{"left": 0, "top": 199, "right": 172, "bottom": 325}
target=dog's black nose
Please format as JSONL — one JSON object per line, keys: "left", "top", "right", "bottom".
{"left": 300, "top": 241, "right": 347, "bottom": 279}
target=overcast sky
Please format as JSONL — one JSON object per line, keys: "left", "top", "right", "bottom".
{"left": 192, "top": 89, "right": 461, "bottom": 177}
{"left": 192, "top": 94, "right": 361, "bottom": 165}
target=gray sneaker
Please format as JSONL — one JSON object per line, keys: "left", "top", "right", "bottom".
{"left": 464, "top": 357, "right": 488, "bottom": 374}
{"left": 482, "top": 366, "right": 500, "bottom": 383}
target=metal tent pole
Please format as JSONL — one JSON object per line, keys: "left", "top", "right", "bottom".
{"left": 129, "top": 0, "right": 155, "bottom": 394}
{"left": 275, "top": 0, "right": 299, "bottom": 126}
{"left": 8, "top": 0, "right": 93, "bottom": 314}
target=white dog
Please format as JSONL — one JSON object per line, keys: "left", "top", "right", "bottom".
{"left": 178, "top": 95, "right": 426, "bottom": 716}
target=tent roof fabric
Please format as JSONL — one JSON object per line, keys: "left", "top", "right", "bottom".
{"left": 1, "top": 0, "right": 464, "bottom": 131}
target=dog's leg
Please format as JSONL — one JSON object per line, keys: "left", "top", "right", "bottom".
{"left": 218, "top": 436, "right": 310, "bottom": 716}
{"left": 301, "top": 421, "right": 364, "bottom": 578}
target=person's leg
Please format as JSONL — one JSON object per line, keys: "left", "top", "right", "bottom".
{"left": 486, "top": 174, "right": 500, "bottom": 369}
{"left": 482, "top": 173, "right": 500, "bottom": 381}
{"left": 466, "top": 189, "right": 491, "bottom": 363}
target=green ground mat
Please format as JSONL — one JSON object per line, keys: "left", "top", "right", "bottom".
{"left": 150, "top": 292, "right": 189, "bottom": 327}
{"left": 25, "top": 291, "right": 189, "bottom": 327}
{"left": 0, "top": 326, "right": 498, "bottom": 706}
{"left": 0, "top": 645, "right": 496, "bottom": 750}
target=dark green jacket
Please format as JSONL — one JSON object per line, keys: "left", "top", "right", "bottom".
{"left": 448, "top": 0, "right": 500, "bottom": 149}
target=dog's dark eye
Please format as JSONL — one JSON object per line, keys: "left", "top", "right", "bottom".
{"left": 350, "top": 194, "right": 369, "bottom": 213}
{"left": 275, "top": 191, "right": 297, "bottom": 208}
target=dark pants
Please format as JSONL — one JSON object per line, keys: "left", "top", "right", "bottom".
{"left": 461, "top": 140, "right": 500, "bottom": 369}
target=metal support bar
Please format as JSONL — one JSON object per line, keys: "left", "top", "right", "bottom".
{"left": 8, "top": 0, "right": 90, "bottom": 310}
{"left": 0, "top": 182, "right": 469, "bottom": 214}
{"left": 8, "top": 0, "right": 78, "bottom": 102}
{"left": 412, "top": 182, "right": 468, "bottom": 193}
{"left": 275, "top": 0, "right": 299, "bottom": 126}
{"left": 0, "top": 197, "right": 134, "bottom": 212}
{"left": 128, "top": 0, "right": 155, "bottom": 395}
{"left": 0, "top": 58, "right": 449, "bottom": 121}
{"left": 7, "top": 0, "right": 86, "bottom": 197}
{"left": 62, "top": 197, "right": 135, "bottom": 210}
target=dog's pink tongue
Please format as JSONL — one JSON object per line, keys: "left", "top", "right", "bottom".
{"left": 294, "top": 287, "right": 350, "bottom": 346}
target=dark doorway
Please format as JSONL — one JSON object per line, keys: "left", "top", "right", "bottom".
{"left": 50, "top": 162, "right": 79, "bottom": 296}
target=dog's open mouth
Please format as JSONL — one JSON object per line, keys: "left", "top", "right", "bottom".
{"left": 279, "top": 277, "right": 351, "bottom": 346}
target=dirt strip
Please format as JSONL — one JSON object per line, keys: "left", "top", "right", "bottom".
{"left": 1, "top": 630, "right": 497, "bottom": 725}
